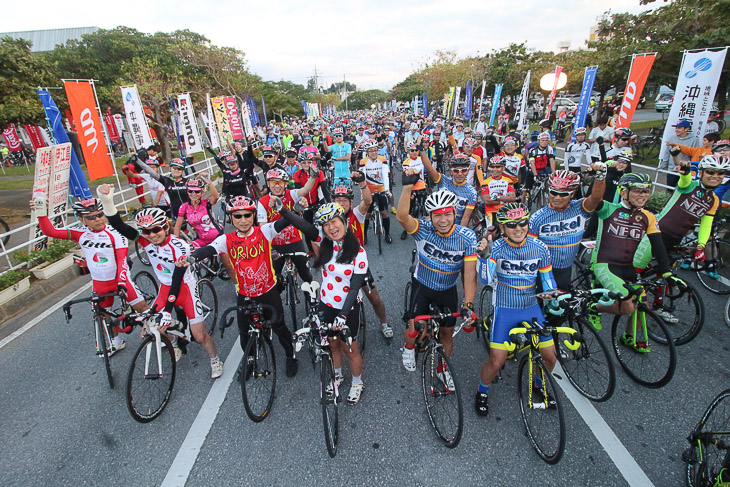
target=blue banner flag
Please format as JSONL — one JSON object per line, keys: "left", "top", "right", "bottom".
{"left": 464, "top": 82, "right": 473, "bottom": 120}
{"left": 38, "top": 89, "right": 91, "bottom": 198}
{"left": 571, "top": 67, "right": 598, "bottom": 142}
{"left": 422, "top": 93, "right": 428, "bottom": 118}
{"left": 301, "top": 100, "right": 308, "bottom": 118}
{"left": 261, "top": 96, "right": 268, "bottom": 127}
{"left": 489, "top": 84, "right": 503, "bottom": 126}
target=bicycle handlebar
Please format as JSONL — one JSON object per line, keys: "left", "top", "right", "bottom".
{"left": 219, "top": 302, "right": 279, "bottom": 337}
{"left": 501, "top": 320, "right": 580, "bottom": 353}
{"left": 412, "top": 311, "right": 464, "bottom": 323}
{"left": 62, "top": 291, "right": 122, "bottom": 321}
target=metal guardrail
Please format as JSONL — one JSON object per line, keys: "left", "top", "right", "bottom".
{"left": 0, "top": 156, "right": 218, "bottom": 274}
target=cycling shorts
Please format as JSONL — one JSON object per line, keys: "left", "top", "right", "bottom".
{"left": 361, "top": 268, "right": 376, "bottom": 290}
{"left": 369, "top": 193, "right": 390, "bottom": 212}
{"left": 407, "top": 276, "right": 458, "bottom": 328}
{"left": 319, "top": 301, "right": 362, "bottom": 339}
{"left": 153, "top": 282, "right": 204, "bottom": 325}
{"left": 93, "top": 279, "right": 143, "bottom": 308}
{"left": 592, "top": 263, "right": 637, "bottom": 297}
{"left": 491, "top": 304, "right": 553, "bottom": 351}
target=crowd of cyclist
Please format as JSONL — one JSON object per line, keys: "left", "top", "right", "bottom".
{"left": 32, "top": 107, "right": 730, "bottom": 414}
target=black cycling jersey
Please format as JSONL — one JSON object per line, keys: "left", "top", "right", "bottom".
{"left": 206, "top": 147, "right": 257, "bottom": 198}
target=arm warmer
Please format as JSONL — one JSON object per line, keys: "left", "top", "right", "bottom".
{"left": 697, "top": 214, "right": 714, "bottom": 248}
{"left": 279, "top": 208, "right": 318, "bottom": 240}
{"left": 648, "top": 232, "right": 672, "bottom": 275}
{"left": 339, "top": 273, "right": 366, "bottom": 317}
{"left": 136, "top": 160, "right": 161, "bottom": 181}
{"left": 164, "top": 265, "right": 187, "bottom": 313}
{"left": 107, "top": 213, "right": 140, "bottom": 241}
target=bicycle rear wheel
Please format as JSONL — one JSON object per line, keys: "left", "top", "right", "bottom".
{"left": 241, "top": 332, "right": 277, "bottom": 422}
{"left": 555, "top": 317, "right": 615, "bottom": 402}
{"left": 126, "top": 334, "right": 176, "bottom": 423}
{"left": 478, "top": 286, "right": 494, "bottom": 351}
{"left": 696, "top": 239, "right": 730, "bottom": 295}
{"left": 196, "top": 279, "right": 219, "bottom": 334}
{"left": 517, "top": 355, "right": 565, "bottom": 464}
{"left": 135, "top": 240, "right": 150, "bottom": 266}
{"left": 132, "top": 270, "right": 158, "bottom": 306}
{"left": 421, "top": 346, "right": 463, "bottom": 447}
{"left": 96, "top": 316, "right": 114, "bottom": 389}
{"left": 725, "top": 296, "right": 730, "bottom": 329}
{"left": 374, "top": 211, "right": 383, "bottom": 255}
{"left": 685, "top": 389, "right": 730, "bottom": 487}
{"left": 611, "top": 308, "right": 677, "bottom": 388}
{"left": 286, "top": 273, "right": 298, "bottom": 331}
{"left": 357, "top": 304, "right": 367, "bottom": 355}
{"left": 403, "top": 281, "right": 412, "bottom": 322}
{"left": 646, "top": 280, "right": 704, "bottom": 345}
{"left": 320, "top": 353, "right": 339, "bottom": 458}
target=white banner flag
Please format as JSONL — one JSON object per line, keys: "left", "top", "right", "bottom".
{"left": 177, "top": 93, "right": 203, "bottom": 154}
{"left": 112, "top": 114, "right": 125, "bottom": 134}
{"left": 240, "top": 101, "right": 254, "bottom": 138}
{"left": 121, "top": 85, "right": 153, "bottom": 150}
{"left": 29, "top": 143, "right": 72, "bottom": 250}
{"left": 205, "top": 93, "right": 221, "bottom": 149}
{"left": 453, "top": 86, "right": 462, "bottom": 118}
{"left": 517, "top": 70, "right": 531, "bottom": 131}
{"left": 660, "top": 48, "right": 728, "bottom": 161}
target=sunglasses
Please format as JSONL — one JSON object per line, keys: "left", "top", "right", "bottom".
{"left": 408, "top": 149, "right": 419, "bottom": 152}
{"left": 269, "top": 180, "right": 286, "bottom": 187}
{"left": 263, "top": 155, "right": 275, "bottom": 158}
{"left": 504, "top": 220, "right": 529, "bottom": 229}
{"left": 231, "top": 212, "right": 255, "bottom": 220}
{"left": 451, "top": 168, "right": 469, "bottom": 174}
{"left": 549, "top": 189, "right": 572, "bottom": 197}
{"left": 187, "top": 190, "right": 203, "bottom": 194}
{"left": 141, "top": 225, "right": 166, "bottom": 236}
{"left": 83, "top": 213, "right": 105, "bottom": 221}
{"left": 704, "top": 169, "right": 727, "bottom": 176}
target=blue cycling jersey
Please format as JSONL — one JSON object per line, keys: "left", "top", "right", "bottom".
{"left": 478, "top": 236, "right": 556, "bottom": 309}
{"left": 410, "top": 220, "right": 477, "bottom": 291}
{"left": 378, "top": 145, "right": 390, "bottom": 164}
{"left": 330, "top": 142, "right": 352, "bottom": 181}
{"left": 529, "top": 199, "right": 591, "bottom": 269}
{"left": 436, "top": 174, "right": 478, "bottom": 222}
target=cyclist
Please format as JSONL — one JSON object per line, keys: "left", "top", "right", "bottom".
{"left": 138, "top": 157, "right": 190, "bottom": 219}
{"left": 538, "top": 119, "right": 556, "bottom": 145}
{"left": 173, "top": 177, "right": 223, "bottom": 248}
{"left": 565, "top": 127, "right": 591, "bottom": 175}
{"left": 490, "top": 136, "right": 524, "bottom": 188}
{"left": 399, "top": 142, "right": 428, "bottom": 240}
{"left": 474, "top": 203, "right": 559, "bottom": 416}
{"left": 460, "top": 137, "right": 481, "bottom": 187}
{"left": 404, "top": 123, "right": 420, "bottom": 147}
{"left": 359, "top": 139, "right": 393, "bottom": 244}
{"left": 606, "top": 128, "right": 634, "bottom": 159}
{"left": 138, "top": 158, "right": 171, "bottom": 214}
{"left": 122, "top": 144, "right": 160, "bottom": 204}
{"left": 588, "top": 116, "right": 614, "bottom": 162}
{"left": 528, "top": 166, "right": 607, "bottom": 292}
{"left": 397, "top": 177, "right": 477, "bottom": 374}
{"left": 479, "top": 156, "right": 517, "bottom": 223}
{"left": 97, "top": 185, "right": 224, "bottom": 379}
{"left": 207, "top": 145, "right": 259, "bottom": 199}
{"left": 31, "top": 196, "right": 149, "bottom": 352}
{"left": 321, "top": 128, "right": 352, "bottom": 188}
{"left": 420, "top": 151, "right": 477, "bottom": 227}
{"left": 526, "top": 132, "right": 556, "bottom": 191}
{"left": 298, "top": 134, "right": 322, "bottom": 164}
{"left": 283, "top": 148, "right": 300, "bottom": 184}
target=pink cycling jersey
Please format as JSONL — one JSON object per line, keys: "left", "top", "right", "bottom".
{"left": 177, "top": 198, "right": 223, "bottom": 247}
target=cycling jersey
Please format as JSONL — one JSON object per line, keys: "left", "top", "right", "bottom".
{"left": 177, "top": 198, "right": 223, "bottom": 247}
{"left": 593, "top": 201, "right": 660, "bottom": 266}
{"left": 434, "top": 174, "right": 477, "bottom": 222}
{"left": 138, "top": 234, "right": 196, "bottom": 287}
{"left": 328, "top": 142, "right": 352, "bottom": 162}
{"left": 528, "top": 145, "right": 554, "bottom": 173}
{"left": 377, "top": 144, "right": 390, "bottom": 164}
{"left": 320, "top": 244, "right": 368, "bottom": 309}
{"left": 292, "top": 169, "right": 326, "bottom": 205}
{"left": 210, "top": 147, "right": 257, "bottom": 197}
{"left": 480, "top": 176, "right": 514, "bottom": 213}
{"left": 498, "top": 152, "right": 524, "bottom": 184}
{"left": 298, "top": 144, "right": 319, "bottom": 159}
{"left": 408, "top": 220, "right": 477, "bottom": 291}
{"left": 564, "top": 142, "right": 590, "bottom": 170}
{"left": 139, "top": 173, "right": 170, "bottom": 206}
{"left": 653, "top": 173, "right": 718, "bottom": 240}
{"left": 257, "top": 190, "right": 303, "bottom": 246}
{"left": 402, "top": 156, "right": 426, "bottom": 190}
{"left": 360, "top": 156, "right": 390, "bottom": 193}
{"left": 477, "top": 236, "right": 556, "bottom": 309}
{"left": 529, "top": 199, "right": 592, "bottom": 269}
{"left": 404, "top": 131, "right": 419, "bottom": 146}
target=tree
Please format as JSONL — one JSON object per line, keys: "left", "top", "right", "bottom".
{"left": 326, "top": 81, "right": 356, "bottom": 94}
{"left": 0, "top": 36, "right": 55, "bottom": 129}
{"left": 389, "top": 73, "right": 426, "bottom": 102}
{"left": 345, "top": 90, "right": 389, "bottom": 110}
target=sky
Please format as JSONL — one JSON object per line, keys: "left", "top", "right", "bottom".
{"left": 2, "top": 0, "right": 654, "bottom": 91}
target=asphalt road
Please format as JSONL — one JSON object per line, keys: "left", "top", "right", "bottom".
{"left": 1, "top": 182, "right": 728, "bottom": 487}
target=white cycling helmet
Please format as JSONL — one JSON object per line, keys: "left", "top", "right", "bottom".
{"left": 424, "top": 190, "right": 458, "bottom": 214}
{"left": 699, "top": 154, "right": 730, "bottom": 171}
{"left": 360, "top": 138, "right": 378, "bottom": 151}
{"left": 136, "top": 207, "right": 167, "bottom": 229}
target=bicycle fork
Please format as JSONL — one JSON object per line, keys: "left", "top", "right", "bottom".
{"left": 145, "top": 328, "right": 165, "bottom": 379}
{"left": 94, "top": 317, "right": 113, "bottom": 356}
{"left": 528, "top": 359, "right": 549, "bottom": 410}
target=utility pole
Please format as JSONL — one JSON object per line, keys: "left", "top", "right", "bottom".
{"left": 344, "top": 74, "right": 348, "bottom": 111}
{"left": 314, "top": 65, "right": 319, "bottom": 93}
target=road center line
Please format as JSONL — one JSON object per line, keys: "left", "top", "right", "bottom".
{"left": 553, "top": 363, "right": 655, "bottom": 487}
{"left": 161, "top": 337, "right": 242, "bottom": 487}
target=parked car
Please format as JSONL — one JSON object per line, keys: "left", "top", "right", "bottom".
{"left": 655, "top": 94, "right": 673, "bottom": 112}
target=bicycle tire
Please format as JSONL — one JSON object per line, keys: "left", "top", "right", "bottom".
{"left": 96, "top": 316, "right": 114, "bottom": 389}
{"left": 517, "top": 355, "right": 565, "bottom": 464}
{"left": 725, "top": 296, "right": 730, "bottom": 329}
{"left": 374, "top": 210, "right": 383, "bottom": 255}
{"left": 610, "top": 307, "right": 677, "bottom": 388}
{"left": 286, "top": 273, "right": 298, "bottom": 331}
{"left": 555, "top": 317, "right": 615, "bottom": 402}
{"left": 132, "top": 270, "right": 158, "bottom": 306}
{"left": 646, "top": 279, "right": 704, "bottom": 346}
{"left": 685, "top": 389, "right": 730, "bottom": 487}
{"left": 241, "top": 332, "right": 277, "bottom": 422}
{"left": 126, "top": 334, "right": 176, "bottom": 423}
{"left": 196, "top": 279, "right": 218, "bottom": 334}
{"left": 421, "top": 346, "right": 463, "bottom": 448}
{"left": 717, "top": 118, "right": 727, "bottom": 134}
{"left": 320, "top": 353, "right": 339, "bottom": 458}
{"left": 135, "top": 240, "right": 151, "bottom": 266}
{"left": 696, "top": 239, "right": 730, "bottom": 295}
{"left": 478, "top": 286, "right": 494, "bottom": 351}
{"left": 0, "top": 217, "right": 9, "bottom": 246}
{"left": 357, "top": 304, "right": 367, "bottom": 355}
{"left": 403, "top": 281, "right": 412, "bottom": 322}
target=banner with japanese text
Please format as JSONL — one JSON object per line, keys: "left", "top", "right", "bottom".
{"left": 489, "top": 84, "right": 503, "bottom": 126}
{"left": 446, "top": 87, "right": 455, "bottom": 117}
{"left": 423, "top": 93, "right": 429, "bottom": 118}
{"left": 453, "top": 86, "right": 462, "bottom": 118}
{"left": 205, "top": 93, "right": 221, "bottom": 149}
{"left": 224, "top": 96, "right": 244, "bottom": 140}
{"left": 2, "top": 124, "right": 23, "bottom": 152}
{"left": 112, "top": 114, "right": 125, "bottom": 136}
{"left": 660, "top": 48, "right": 728, "bottom": 161}
{"left": 211, "top": 96, "right": 233, "bottom": 144}
{"left": 464, "top": 82, "right": 472, "bottom": 120}
{"left": 177, "top": 93, "right": 203, "bottom": 154}
{"left": 121, "top": 85, "right": 153, "bottom": 150}
{"left": 25, "top": 125, "right": 47, "bottom": 151}
{"left": 615, "top": 54, "right": 656, "bottom": 130}
{"left": 571, "top": 67, "right": 598, "bottom": 141}
{"left": 64, "top": 80, "right": 114, "bottom": 180}
{"left": 103, "top": 110, "right": 120, "bottom": 142}
{"left": 29, "top": 143, "right": 72, "bottom": 250}
{"left": 516, "top": 71, "right": 531, "bottom": 131}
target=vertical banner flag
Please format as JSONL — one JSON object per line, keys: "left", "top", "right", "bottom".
{"left": 660, "top": 48, "right": 729, "bottom": 161}
{"left": 464, "top": 82, "right": 473, "bottom": 120}
{"left": 446, "top": 87, "right": 455, "bottom": 117}
{"left": 453, "top": 86, "right": 462, "bottom": 118}
{"left": 121, "top": 85, "right": 153, "bottom": 150}
{"left": 615, "top": 54, "right": 656, "bottom": 131}
{"left": 30, "top": 143, "right": 73, "bottom": 250}
{"left": 2, "top": 124, "right": 23, "bottom": 152}
{"left": 301, "top": 100, "right": 309, "bottom": 118}
{"left": 545, "top": 65, "right": 563, "bottom": 118}
{"left": 392, "top": 99, "right": 396, "bottom": 112}
{"left": 517, "top": 71, "right": 531, "bottom": 132}
{"left": 261, "top": 96, "right": 268, "bottom": 127}
{"left": 489, "top": 84, "right": 503, "bottom": 126}
{"left": 38, "top": 89, "right": 91, "bottom": 198}
{"left": 104, "top": 110, "right": 120, "bottom": 142}
{"left": 177, "top": 93, "right": 203, "bottom": 154}
{"left": 63, "top": 80, "right": 114, "bottom": 180}
{"left": 240, "top": 98, "right": 254, "bottom": 138}
{"left": 112, "top": 114, "right": 125, "bottom": 136}
{"left": 224, "top": 96, "right": 245, "bottom": 140}
{"left": 205, "top": 93, "right": 221, "bottom": 149}
{"left": 423, "top": 93, "right": 429, "bottom": 118}
{"left": 478, "top": 80, "right": 486, "bottom": 117}
{"left": 571, "top": 67, "right": 598, "bottom": 141}
{"left": 211, "top": 97, "right": 233, "bottom": 144}
{"left": 25, "top": 125, "right": 47, "bottom": 151}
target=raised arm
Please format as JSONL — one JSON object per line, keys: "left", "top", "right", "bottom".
{"left": 419, "top": 148, "right": 441, "bottom": 183}
{"left": 396, "top": 170, "right": 420, "bottom": 234}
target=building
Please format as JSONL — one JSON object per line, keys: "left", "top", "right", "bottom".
{"left": 589, "top": 15, "right": 608, "bottom": 42}
{"left": 0, "top": 27, "right": 99, "bottom": 52}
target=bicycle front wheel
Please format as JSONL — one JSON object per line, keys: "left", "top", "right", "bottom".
{"left": 135, "top": 240, "right": 150, "bottom": 266}
{"left": 374, "top": 211, "right": 383, "bottom": 255}
{"left": 132, "top": 270, "right": 158, "bottom": 306}
{"left": 421, "top": 346, "right": 463, "bottom": 448}
{"left": 478, "top": 286, "right": 494, "bottom": 351}
{"left": 241, "top": 332, "right": 277, "bottom": 422}
{"left": 725, "top": 296, "right": 730, "bottom": 329}
{"left": 196, "top": 279, "right": 219, "bottom": 334}
{"left": 696, "top": 239, "right": 730, "bottom": 295}
{"left": 517, "top": 355, "right": 565, "bottom": 464}
{"left": 320, "top": 353, "right": 339, "bottom": 458}
{"left": 685, "top": 389, "right": 730, "bottom": 487}
{"left": 286, "top": 273, "right": 298, "bottom": 331}
{"left": 96, "top": 316, "right": 114, "bottom": 389}
{"left": 126, "top": 334, "right": 176, "bottom": 423}
{"left": 357, "top": 304, "right": 367, "bottom": 355}
{"left": 647, "top": 279, "right": 704, "bottom": 345}
{"left": 555, "top": 318, "right": 615, "bottom": 402}
{"left": 611, "top": 308, "right": 677, "bottom": 388}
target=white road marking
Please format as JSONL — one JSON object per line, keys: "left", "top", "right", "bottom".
{"left": 554, "top": 363, "right": 655, "bottom": 487}
{"left": 161, "top": 338, "right": 242, "bottom": 487}
{"left": 0, "top": 281, "right": 92, "bottom": 350}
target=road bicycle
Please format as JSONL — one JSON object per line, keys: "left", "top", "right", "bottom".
{"left": 683, "top": 388, "right": 730, "bottom": 487}
{"left": 502, "top": 318, "right": 581, "bottom": 464}
{"left": 273, "top": 250, "right": 308, "bottom": 333}
{"left": 190, "top": 254, "right": 230, "bottom": 282}
{"left": 411, "top": 307, "right": 466, "bottom": 448}
{"left": 526, "top": 174, "right": 550, "bottom": 213}
{"left": 368, "top": 193, "right": 388, "bottom": 255}
{"left": 679, "top": 218, "right": 730, "bottom": 295}
{"left": 633, "top": 126, "right": 662, "bottom": 162}
{"left": 220, "top": 300, "right": 278, "bottom": 423}
{"left": 132, "top": 270, "right": 158, "bottom": 306}
{"left": 402, "top": 249, "right": 418, "bottom": 323}
{"left": 293, "top": 281, "right": 353, "bottom": 458}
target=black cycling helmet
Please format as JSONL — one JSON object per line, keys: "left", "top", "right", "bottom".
{"left": 618, "top": 173, "right": 652, "bottom": 191}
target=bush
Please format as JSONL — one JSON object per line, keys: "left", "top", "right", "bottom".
{"left": 646, "top": 191, "right": 671, "bottom": 214}
{"left": 0, "top": 270, "right": 30, "bottom": 292}
{"left": 15, "top": 239, "right": 77, "bottom": 267}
